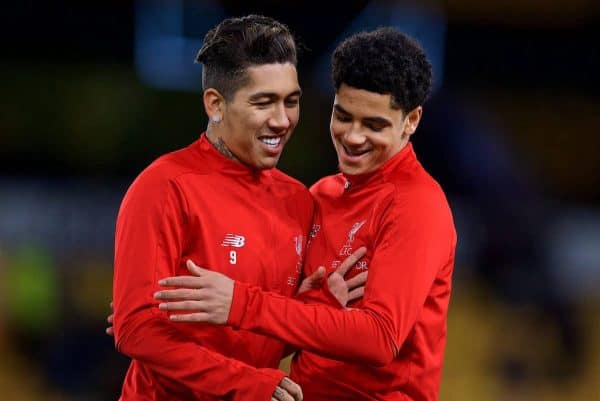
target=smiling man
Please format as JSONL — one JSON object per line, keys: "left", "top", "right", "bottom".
{"left": 156, "top": 28, "right": 457, "bottom": 401}
{"left": 111, "top": 15, "right": 313, "bottom": 401}
{"left": 204, "top": 61, "right": 302, "bottom": 169}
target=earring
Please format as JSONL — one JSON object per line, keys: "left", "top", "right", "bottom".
{"left": 212, "top": 115, "right": 220, "bottom": 124}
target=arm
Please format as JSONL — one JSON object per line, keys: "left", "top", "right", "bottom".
{"left": 107, "top": 311, "right": 300, "bottom": 401}
{"left": 113, "top": 169, "right": 285, "bottom": 400}
{"left": 158, "top": 192, "right": 455, "bottom": 367}
{"left": 228, "top": 193, "right": 455, "bottom": 366}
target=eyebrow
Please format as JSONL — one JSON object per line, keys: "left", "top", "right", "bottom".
{"left": 249, "top": 90, "right": 302, "bottom": 101}
{"left": 333, "top": 104, "right": 351, "bottom": 115}
{"left": 334, "top": 104, "right": 392, "bottom": 125}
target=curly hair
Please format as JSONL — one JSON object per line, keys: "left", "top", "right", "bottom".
{"left": 332, "top": 27, "right": 432, "bottom": 112}
{"left": 195, "top": 15, "right": 297, "bottom": 101}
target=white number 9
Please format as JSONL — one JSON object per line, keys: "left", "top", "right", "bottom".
{"left": 229, "top": 250, "right": 237, "bottom": 265}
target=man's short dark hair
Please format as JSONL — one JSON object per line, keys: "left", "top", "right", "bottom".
{"left": 196, "top": 15, "right": 297, "bottom": 101}
{"left": 332, "top": 27, "right": 432, "bottom": 112}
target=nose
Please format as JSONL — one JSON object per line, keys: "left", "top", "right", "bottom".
{"left": 268, "top": 103, "right": 291, "bottom": 132}
{"left": 343, "top": 125, "right": 367, "bottom": 146}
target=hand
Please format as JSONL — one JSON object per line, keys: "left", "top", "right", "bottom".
{"left": 328, "top": 246, "right": 368, "bottom": 307}
{"left": 297, "top": 247, "right": 367, "bottom": 307}
{"left": 296, "top": 266, "right": 327, "bottom": 294}
{"left": 271, "top": 377, "right": 302, "bottom": 401}
{"left": 154, "top": 260, "right": 234, "bottom": 324}
{"left": 106, "top": 301, "right": 114, "bottom": 336}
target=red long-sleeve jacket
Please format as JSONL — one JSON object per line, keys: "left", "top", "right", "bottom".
{"left": 112, "top": 134, "right": 313, "bottom": 401}
{"left": 227, "top": 143, "right": 456, "bottom": 401}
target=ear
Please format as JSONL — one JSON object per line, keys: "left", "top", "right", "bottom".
{"left": 203, "top": 88, "right": 225, "bottom": 122}
{"left": 403, "top": 106, "right": 423, "bottom": 137}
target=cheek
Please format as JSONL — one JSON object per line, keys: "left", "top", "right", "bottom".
{"left": 242, "top": 112, "right": 267, "bottom": 131}
{"left": 330, "top": 121, "right": 344, "bottom": 141}
{"left": 287, "top": 107, "right": 300, "bottom": 126}
{"left": 226, "top": 108, "right": 246, "bottom": 130}
{"left": 371, "top": 138, "right": 397, "bottom": 160}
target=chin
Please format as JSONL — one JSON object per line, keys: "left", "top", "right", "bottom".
{"left": 339, "top": 164, "right": 361, "bottom": 175}
{"left": 256, "top": 158, "right": 280, "bottom": 170}
{"left": 341, "top": 162, "right": 377, "bottom": 175}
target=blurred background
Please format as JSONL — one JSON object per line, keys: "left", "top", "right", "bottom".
{"left": 1, "top": 0, "right": 599, "bottom": 400}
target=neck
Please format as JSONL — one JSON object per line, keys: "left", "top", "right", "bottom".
{"left": 206, "top": 127, "right": 239, "bottom": 162}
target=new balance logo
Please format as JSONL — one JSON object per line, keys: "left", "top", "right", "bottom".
{"left": 221, "top": 234, "right": 245, "bottom": 248}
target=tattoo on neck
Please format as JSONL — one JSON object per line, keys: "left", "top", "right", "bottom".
{"left": 208, "top": 135, "right": 238, "bottom": 161}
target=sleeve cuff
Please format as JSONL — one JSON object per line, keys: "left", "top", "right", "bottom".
{"left": 227, "top": 280, "right": 251, "bottom": 328}
{"left": 246, "top": 368, "right": 286, "bottom": 401}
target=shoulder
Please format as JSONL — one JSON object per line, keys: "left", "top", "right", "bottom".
{"left": 309, "top": 173, "right": 344, "bottom": 198}
{"left": 121, "top": 145, "right": 199, "bottom": 210}
{"left": 386, "top": 158, "right": 448, "bottom": 205}
{"left": 268, "top": 169, "right": 312, "bottom": 199}
{"left": 269, "top": 168, "right": 306, "bottom": 187}
{"left": 388, "top": 176, "right": 454, "bottom": 241}
{"left": 266, "top": 169, "right": 314, "bottom": 224}
{"left": 131, "top": 140, "right": 213, "bottom": 188}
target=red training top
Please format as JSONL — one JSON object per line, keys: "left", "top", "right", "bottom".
{"left": 228, "top": 143, "right": 456, "bottom": 401}
{"left": 112, "top": 134, "right": 313, "bottom": 401}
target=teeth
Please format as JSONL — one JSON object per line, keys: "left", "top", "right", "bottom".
{"left": 259, "top": 137, "right": 282, "bottom": 147}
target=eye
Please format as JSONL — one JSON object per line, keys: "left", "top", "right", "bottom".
{"left": 334, "top": 113, "right": 352, "bottom": 123}
{"left": 366, "top": 124, "right": 384, "bottom": 132}
{"left": 285, "top": 97, "right": 300, "bottom": 107}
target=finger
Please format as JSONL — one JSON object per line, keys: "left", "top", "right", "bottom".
{"left": 297, "top": 266, "right": 327, "bottom": 294}
{"left": 107, "top": 314, "right": 114, "bottom": 324}
{"left": 158, "top": 300, "right": 206, "bottom": 311}
{"left": 186, "top": 259, "right": 212, "bottom": 276}
{"left": 154, "top": 288, "right": 206, "bottom": 301}
{"left": 158, "top": 275, "right": 205, "bottom": 288}
{"left": 347, "top": 286, "right": 365, "bottom": 302}
{"left": 306, "top": 266, "right": 326, "bottom": 285}
{"left": 110, "top": 301, "right": 113, "bottom": 310}
{"left": 273, "top": 386, "right": 293, "bottom": 401}
{"left": 344, "top": 271, "right": 368, "bottom": 290}
{"left": 280, "top": 377, "right": 303, "bottom": 401}
{"left": 169, "top": 312, "right": 212, "bottom": 323}
{"left": 336, "top": 246, "right": 367, "bottom": 277}
{"left": 106, "top": 327, "right": 114, "bottom": 336}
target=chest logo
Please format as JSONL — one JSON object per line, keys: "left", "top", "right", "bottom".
{"left": 294, "top": 235, "right": 304, "bottom": 257}
{"left": 221, "top": 234, "right": 246, "bottom": 248}
{"left": 348, "top": 220, "right": 366, "bottom": 242}
{"left": 287, "top": 234, "right": 305, "bottom": 287}
{"left": 339, "top": 220, "right": 366, "bottom": 257}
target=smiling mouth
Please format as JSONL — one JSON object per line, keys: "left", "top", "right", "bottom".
{"left": 343, "top": 145, "right": 370, "bottom": 157}
{"left": 258, "top": 136, "right": 283, "bottom": 148}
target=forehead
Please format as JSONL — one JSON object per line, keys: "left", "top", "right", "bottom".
{"left": 238, "top": 63, "right": 300, "bottom": 96}
{"left": 334, "top": 84, "right": 401, "bottom": 117}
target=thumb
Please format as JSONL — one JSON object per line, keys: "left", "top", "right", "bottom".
{"left": 298, "top": 266, "right": 327, "bottom": 294}
{"left": 186, "top": 259, "right": 209, "bottom": 276}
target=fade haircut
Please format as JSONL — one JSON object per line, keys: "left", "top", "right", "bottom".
{"left": 332, "top": 27, "right": 432, "bottom": 112}
{"left": 195, "top": 15, "right": 297, "bottom": 101}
